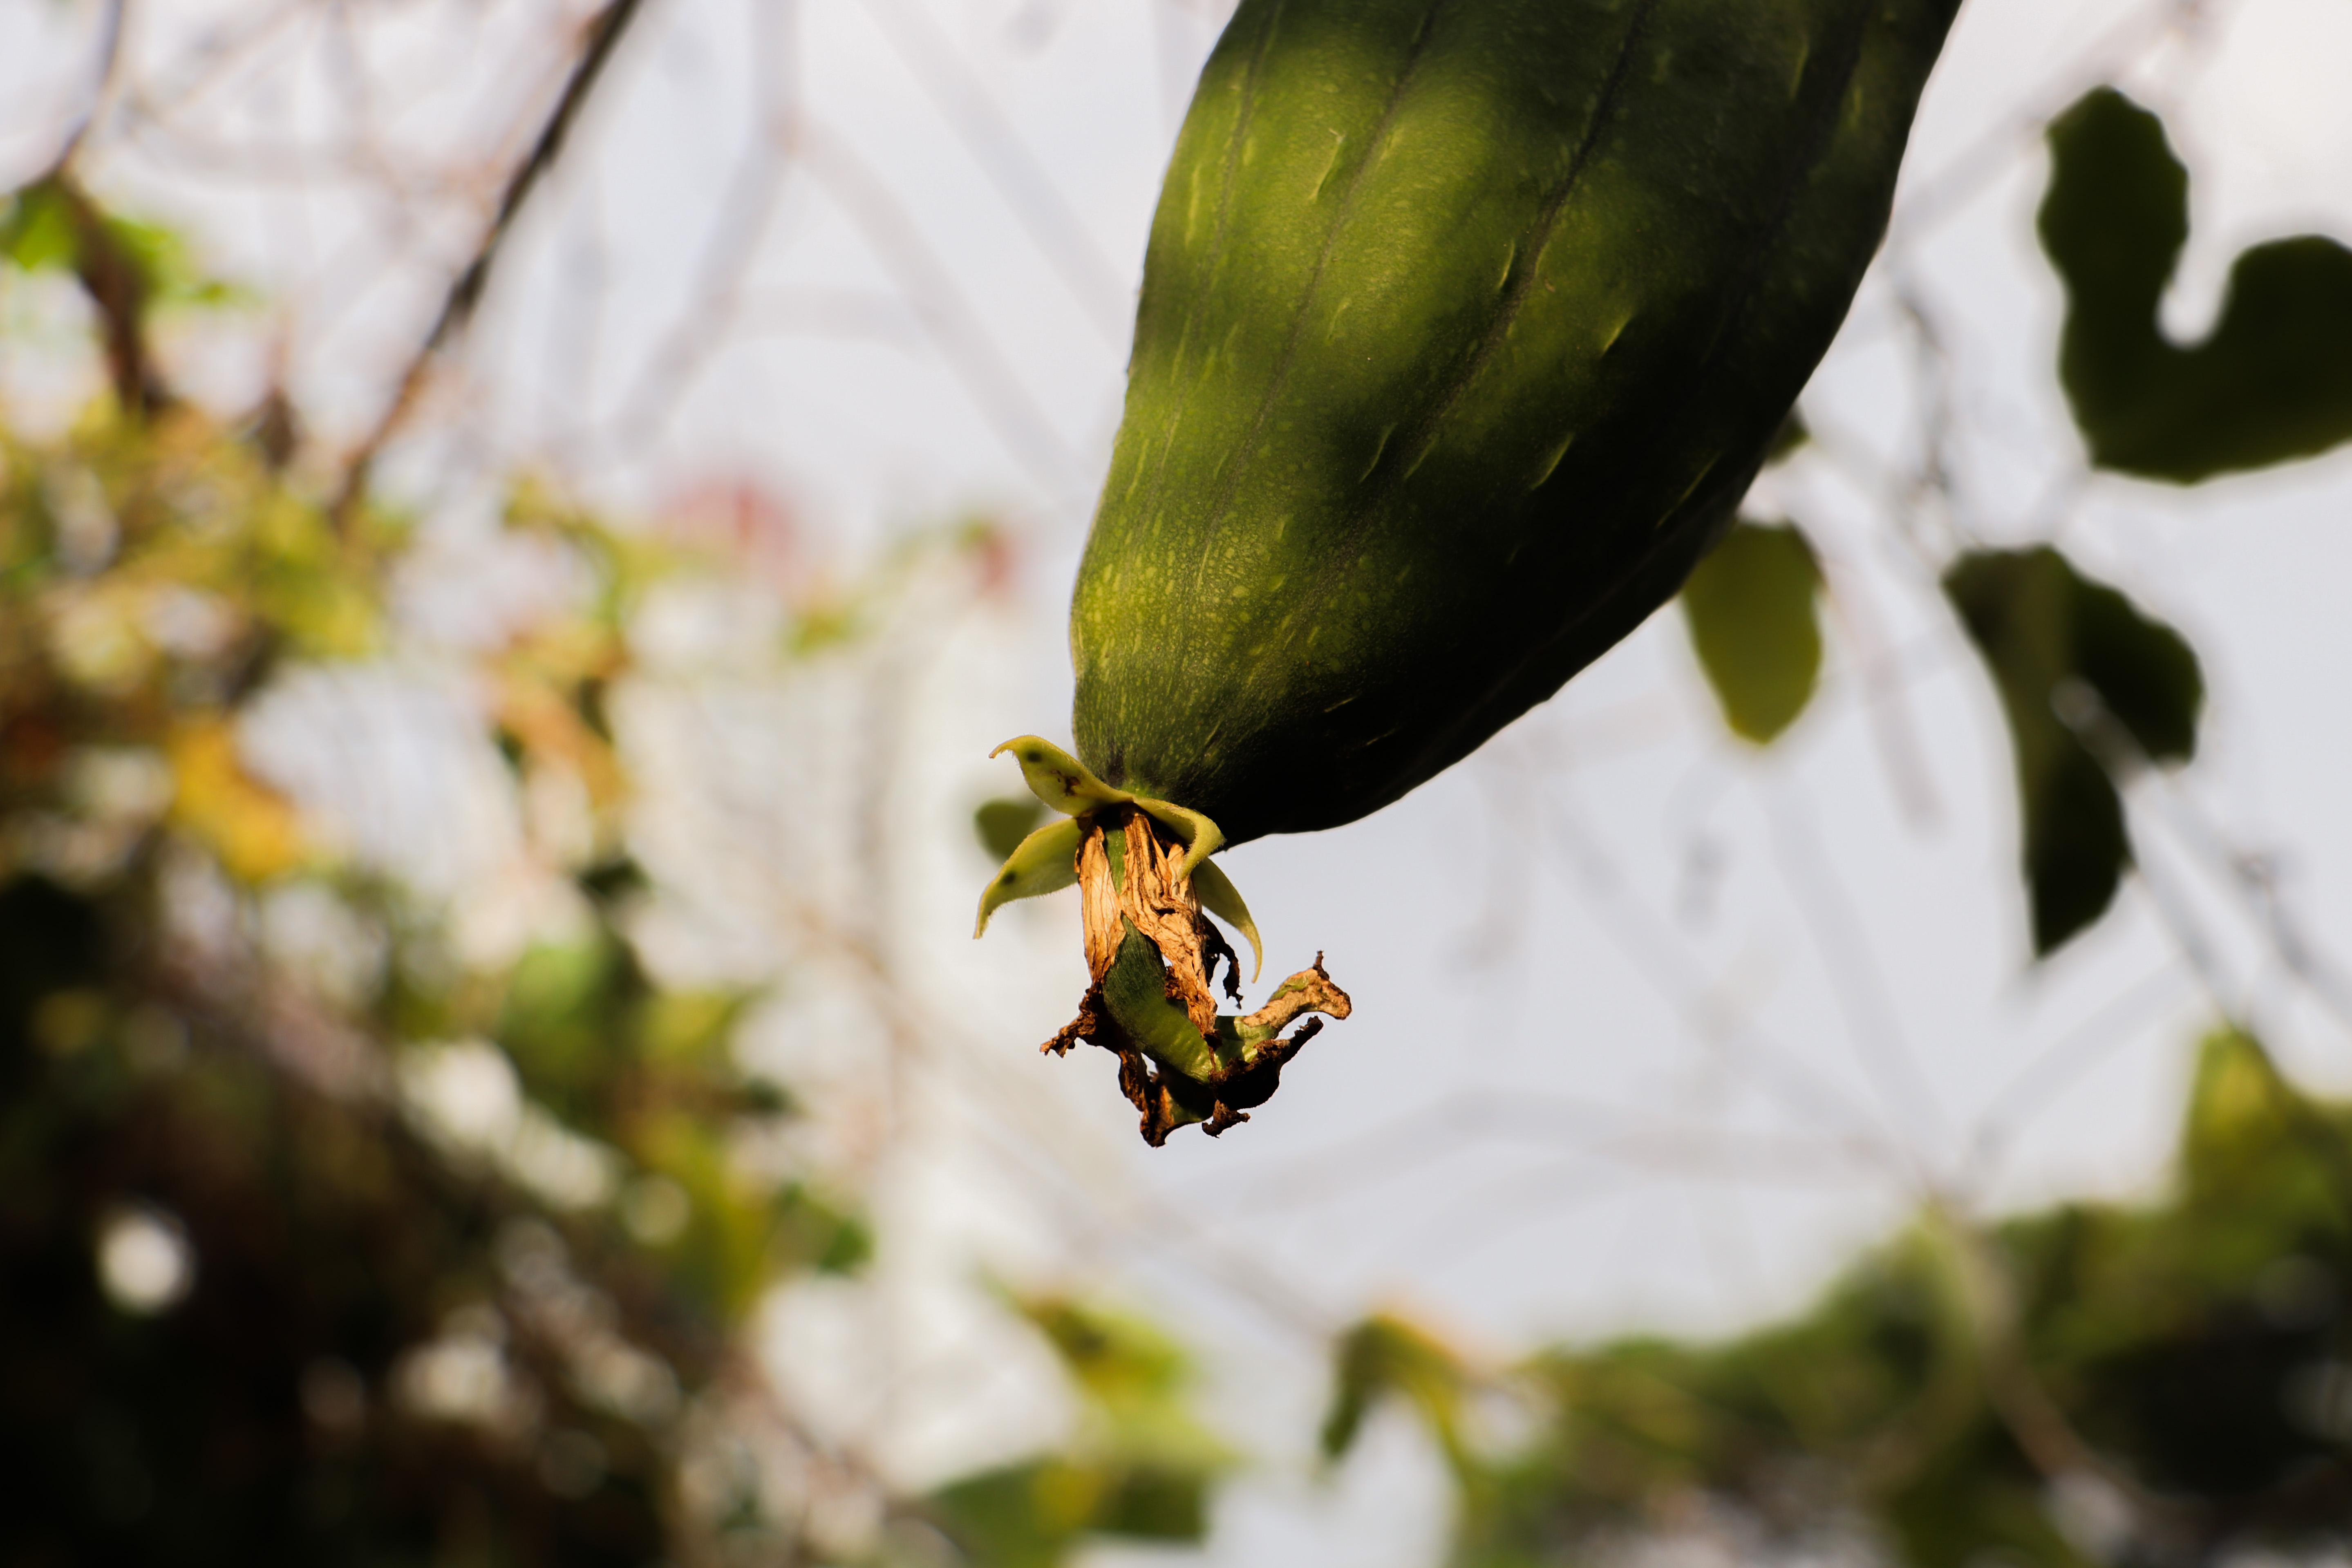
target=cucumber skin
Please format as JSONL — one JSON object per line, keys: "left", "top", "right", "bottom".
{"left": 1072, "top": 0, "right": 1959, "bottom": 842}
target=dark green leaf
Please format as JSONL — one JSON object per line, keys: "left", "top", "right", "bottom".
{"left": 2073, "top": 576, "right": 2202, "bottom": 763}
{"left": 2041, "top": 88, "right": 2352, "bottom": 481}
{"left": 975, "top": 794, "right": 1047, "bottom": 862}
{"left": 1680, "top": 521, "right": 1824, "bottom": 745}
{"left": 1944, "top": 547, "right": 2202, "bottom": 954}
{"left": 1090, "top": 1465, "right": 1210, "bottom": 1540}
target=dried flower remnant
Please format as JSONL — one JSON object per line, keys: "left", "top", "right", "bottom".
{"left": 974, "top": 738, "right": 1348, "bottom": 1146}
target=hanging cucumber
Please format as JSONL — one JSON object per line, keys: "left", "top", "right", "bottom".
{"left": 981, "top": 0, "right": 1960, "bottom": 1145}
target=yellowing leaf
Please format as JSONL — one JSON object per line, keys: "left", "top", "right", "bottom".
{"left": 167, "top": 718, "right": 305, "bottom": 882}
{"left": 1680, "top": 521, "right": 1824, "bottom": 745}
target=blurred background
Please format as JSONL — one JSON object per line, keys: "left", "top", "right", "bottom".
{"left": 9, "top": 0, "right": 2352, "bottom": 1563}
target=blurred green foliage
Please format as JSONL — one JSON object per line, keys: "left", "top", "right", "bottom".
{"left": 0, "top": 875, "right": 685, "bottom": 1564}
{"left": 1332, "top": 1031, "right": 2352, "bottom": 1566}
{"left": 0, "top": 398, "right": 750, "bottom": 1559}
{"left": 1321, "top": 1313, "right": 1475, "bottom": 1472}
{"left": 929, "top": 1295, "right": 1229, "bottom": 1567}
{"left": 0, "top": 190, "right": 1217, "bottom": 1559}
{"left": 1, "top": 177, "right": 246, "bottom": 311}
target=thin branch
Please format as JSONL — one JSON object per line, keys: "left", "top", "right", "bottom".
{"left": 40, "top": 0, "right": 129, "bottom": 177}
{"left": 2136, "top": 770, "right": 2352, "bottom": 1047}
{"left": 1403, "top": 1157, "right": 1640, "bottom": 1275}
{"left": 50, "top": 171, "right": 170, "bottom": 417}
{"left": 17, "top": 0, "right": 165, "bottom": 418}
{"left": 1933, "top": 1206, "right": 2195, "bottom": 1546}
{"left": 798, "top": 122, "right": 1081, "bottom": 493}
{"left": 2065, "top": 693, "right": 2352, "bottom": 1232}
{"left": 333, "top": 0, "right": 652, "bottom": 524}
{"left": 1534, "top": 774, "right": 1913, "bottom": 1163}
{"left": 600, "top": 0, "right": 801, "bottom": 454}
{"left": 1815, "top": 543, "right": 1944, "bottom": 830}
{"left": 1886, "top": 266, "right": 1971, "bottom": 554}
{"left": 1879, "top": 0, "right": 2223, "bottom": 253}
{"left": 1764, "top": 781, "right": 1953, "bottom": 1156}
{"left": 1191, "top": 1084, "right": 1890, "bottom": 1221}
{"left": 859, "top": 0, "right": 1131, "bottom": 344}
{"left": 119, "top": 0, "right": 309, "bottom": 125}
{"left": 1958, "top": 962, "right": 2189, "bottom": 1193}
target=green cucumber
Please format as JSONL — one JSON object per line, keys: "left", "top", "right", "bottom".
{"left": 980, "top": 0, "right": 1958, "bottom": 1142}
{"left": 1073, "top": 0, "right": 1960, "bottom": 842}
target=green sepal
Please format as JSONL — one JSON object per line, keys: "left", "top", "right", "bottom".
{"left": 972, "top": 816, "right": 1084, "bottom": 937}
{"left": 989, "top": 736, "right": 1134, "bottom": 816}
{"left": 1190, "top": 858, "right": 1261, "bottom": 983}
{"left": 975, "top": 734, "right": 1244, "bottom": 933}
